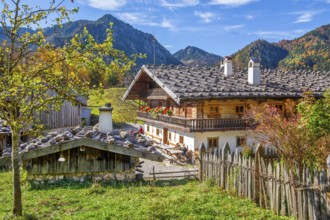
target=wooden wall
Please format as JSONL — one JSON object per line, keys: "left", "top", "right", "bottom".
{"left": 187, "top": 98, "right": 294, "bottom": 119}
{"left": 27, "top": 146, "right": 133, "bottom": 175}
{"left": 0, "top": 134, "right": 10, "bottom": 157}
{"left": 143, "top": 97, "right": 294, "bottom": 120}
{"left": 38, "top": 99, "right": 82, "bottom": 129}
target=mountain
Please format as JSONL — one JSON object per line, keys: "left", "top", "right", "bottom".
{"left": 230, "top": 24, "right": 330, "bottom": 71}
{"left": 173, "top": 46, "right": 223, "bottom": 66}
{"left": 277, "top": 24, "right": 330, "bottom": 71}
{"left": 0, "top": 14, "right": 180, "bottom": 67}
{"left": 44, "top": 14, "right": 181, "bottom": 67}
{"left": 231, "top": 39, "right": 288, "bottom": 69}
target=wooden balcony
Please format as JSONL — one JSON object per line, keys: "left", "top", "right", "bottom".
{"left": 138, "top": 88, "right": 169, "bottom": 100}
{"left": 137, "top": 111, "right": 249, "bottom": 132}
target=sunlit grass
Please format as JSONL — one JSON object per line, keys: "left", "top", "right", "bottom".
{"left": 88, "top": 88, "right": 137, "bottom": 124}
{"left": 0, "top": 172, "right": 291, "bottom": 220}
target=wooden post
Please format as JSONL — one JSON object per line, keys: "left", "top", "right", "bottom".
{"left": 199, "top": 143, "right": 206, "bottom": 181}
{"left": 327, "top": 154, "right": 330, "bottom": 219}
{"left": 153, "top": 166, "right": 156, "bottom": 181}
{"left": 254, "top": 144, "right": 263, "bottom": 206}
{"left": 221, "top": 142, "right": 231, "bottom": 189}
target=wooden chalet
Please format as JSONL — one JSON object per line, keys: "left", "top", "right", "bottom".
{"left": 123, "top": 58, "right": 330, "bottom": 152}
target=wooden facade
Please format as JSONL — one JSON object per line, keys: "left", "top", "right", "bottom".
{"left": 37, "top": 90, "right": 87, "bottom": 129}
{"left": 25, "top": 146, "right": 136, "bottom": 182}
{"left": 38, "top": 99, "right": 82, "bottom": 129}
{"left": 0, "top": 138, "right": 163, "bottom": 183}
{"left": 0, "top": 133, "right": 10, "bottom": 157}
{"left": 137, "top": 92, "right": 294, "bottom": 132}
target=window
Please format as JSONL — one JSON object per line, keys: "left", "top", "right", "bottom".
{"left": 210, "top": 106, "right": 219, "bottom": 113}
{"left": 236, "top": 106, "right": 244, "bottom": 113}
{"left": 168, "top": 132, "right": 172, "bottom": 141}
{"left": 147, "top": 125, "right": 150, "bottom": 132}
{"left": 179, "top": 135, "right": 184, "bottom": 144}
{"left": 156, "top": 128, "right": 159, "bottom": 136}
{"left": 208, "top": 138, "right": 218, "bottom": 149}
{"left": 274, "top": 104, "right": 283, "bottom": 111}
{"left": 158, "top": 101, "right": 163, "bottom": 107}
{"left": 236, "top": 136, "right": 246, "bottom": 147}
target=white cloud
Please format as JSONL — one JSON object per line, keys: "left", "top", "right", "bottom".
{"left": 245, "top": 14, "right": 254, "bottom": 19}
{"left": 161, "top": 17, "right": 177, "bottom": 31}
{"left": 116, "top": 12, "right": 176, "bottom": 31}
{"left": 163, "top": 45, "right": 173, "bottom": 48}
{"left": 223, "top": 24, "right": 244, "bottom": 31}
{"left": 250, "top": 29, "right": 307, "bottom": 39}
{"left": 160, "top": 0, "right": 199, "bottom": 8}
{"left": 194, "top": 11, "right": 217, "bottom": 23}
{"left": 209, "top": 0, "right": 256, "bottom": 7}
{"left": 82, "top": 0, "right": 127, "bottom": 10}
{"left": 116, "top": 12, "right": 158, "bottom": 26}
{"left": 292, "top": 10, "right": 322, "bottom": 23}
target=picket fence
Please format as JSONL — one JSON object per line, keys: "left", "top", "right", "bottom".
{"left": 199, "top": 143, "right": 330, "bottom": 220}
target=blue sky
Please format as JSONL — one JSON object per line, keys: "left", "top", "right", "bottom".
{"left": 30, "top": 0, "right": 330, "bottom": 55}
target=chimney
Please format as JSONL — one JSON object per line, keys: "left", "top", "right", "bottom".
{"left": 98, "top": 103, "right": 113, "bottom": 134}
{"left": 223, "top": 56, "right": 232, "bottom": 76}
{"left": 248, "top": 57, "right": 260, "bottom": 85}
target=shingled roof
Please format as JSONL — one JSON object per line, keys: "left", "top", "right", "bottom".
{"left": 124, "top": 65, "right": 330, "bottom": 104}
{"left": 0, "top": 125, "right": 164, "bottom": 166}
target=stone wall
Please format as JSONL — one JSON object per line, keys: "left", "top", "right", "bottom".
{"left": 27, "top": 171, "right": 136, "bottom": 185}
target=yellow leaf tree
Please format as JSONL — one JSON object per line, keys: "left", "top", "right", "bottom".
{"left": 0, "top": 0, "right": 139, "bottom": 216}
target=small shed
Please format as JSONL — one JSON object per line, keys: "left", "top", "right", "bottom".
{"left": 0, "top": 134, "right": 163, "bottom": 183}
{"left": 0, "top": 105, "right": 164, "bottom": 183}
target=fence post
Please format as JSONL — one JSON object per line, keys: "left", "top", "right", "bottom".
{"left": 221, "top": 142, "right": 231, "bottom": 189}
{"left": 254, "top": 144, "right": 264, "bottom": 206}
{"left": 199, "top": 143, "right": 206, "bottom": 181}
{"left": 327, "top": 155, "right": 330, "bottom": 219}
{"left": 152, "top": 166, "right": 156, "bottom": 181}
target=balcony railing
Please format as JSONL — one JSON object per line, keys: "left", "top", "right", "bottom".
{"left": 137, "top": 111, "right": 249, "bottom": 132}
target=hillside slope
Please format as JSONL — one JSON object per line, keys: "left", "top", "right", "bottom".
{"left": 173, "top": 46, "right": 223, "bottom": 66}
{"left": 231, "top": 39, "right": 288, "bottom": 69}
{"left": 277, "top": 24, "right": 330, "bottom": 71}
{"left": 44, "top": 14, "right": 181, "bottom": 67}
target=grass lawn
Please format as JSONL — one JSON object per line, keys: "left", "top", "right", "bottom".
{"left": 0, "top": 172, "right": 291, "bottom": 220}
{"left": 88, "top": 88, "right": 138, "bottom": 125}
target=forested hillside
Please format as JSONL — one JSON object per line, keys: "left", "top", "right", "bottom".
{"left": 231, "top": 40, "right": 288, "bottom": 69}
{"left": 173, "top": 46, "right": 223, "bottom": 66}
{"left": 277, "top": 24, "right": 330, "bottom": 71}
{"left": 231, "top": 24, "right": 330, "bottom": 71}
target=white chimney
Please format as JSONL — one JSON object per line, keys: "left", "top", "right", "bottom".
{"left": 248, "top": 58, "right": 260, "bottom": 85}
{"left": 99, "top": 103, "right": 113, "bottom": 134}
{"left": 223, "top": 56, "right": 232, "bottom": 76}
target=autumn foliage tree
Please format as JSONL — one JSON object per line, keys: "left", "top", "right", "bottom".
{"left": 244, "top": 91, "right": 330, "bottom": 169}
{"left": 0, "top": 0, "right": 138, "bottom": 216}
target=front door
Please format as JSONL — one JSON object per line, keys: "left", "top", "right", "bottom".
{"left": 163, "top": 128, "right": 169, "bottom": 145}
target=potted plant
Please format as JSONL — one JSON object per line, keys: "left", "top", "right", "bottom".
{"left": 167, "top": 109, "right": 173, "bottom": 116}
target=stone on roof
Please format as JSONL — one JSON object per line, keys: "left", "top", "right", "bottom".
{"left": 142, "top": 65, "right": 330, "bottom": 101}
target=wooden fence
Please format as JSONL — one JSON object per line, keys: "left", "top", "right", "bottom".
{"left": 145, "top": 166, "right": 199, "bottom": 181}
{"left": 199, "top": 143, "right": 330, "bottom": 220}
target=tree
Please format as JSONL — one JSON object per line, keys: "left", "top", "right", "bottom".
{"left": 0, "top": 0, "right": 138, "bottom": 216}
{"left": 244, "top": 92, "right": 330, "bottom": 169}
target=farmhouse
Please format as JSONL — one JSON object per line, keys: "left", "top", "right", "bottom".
{"left": 123, "top": 57, "right": 330, "bottom": 153}
{"left": 0, "top": 105, "right": 163, "bottom": 183}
